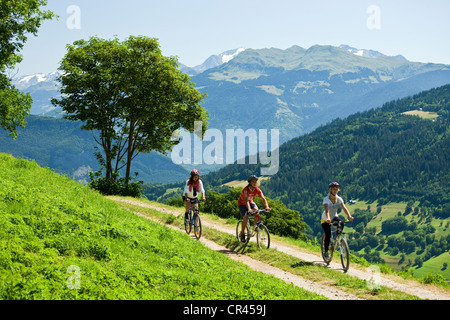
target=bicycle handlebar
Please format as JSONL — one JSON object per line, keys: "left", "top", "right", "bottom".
{"left": 249, "top": 209, "right": 269, "bottom": 215}
{"left": 189, "top": 198, "right": 205, "bottom": 204}
{"left": 330, "top": 219, "right": 351, "bottom": 226}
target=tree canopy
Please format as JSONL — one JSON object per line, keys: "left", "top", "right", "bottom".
{"left": 0, "top": 0, "right": 55, "bottom": 138}
{"left": 52, "top": 35, "right": 208, "bottom": 194}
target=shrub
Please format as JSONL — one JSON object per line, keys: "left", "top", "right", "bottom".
{"left": 89, "top": 170, "right": 143, "bottom": 198}
{"left": 420, "top": 273, "right": 448, "bottom": 287}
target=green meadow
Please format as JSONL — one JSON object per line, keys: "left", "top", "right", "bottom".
{"left": 0, "top": 153, "right": 323, "bottom": 300}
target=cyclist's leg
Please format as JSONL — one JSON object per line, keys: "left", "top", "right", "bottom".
{"left": 241, "top": 202, "right": 257, "bottom": 233}
{"left": 241, "top": 215, "right": 248, "bottom": 237}
{"left": 193, "top": 200, "right": 200, "bottom": 225}
{"left": 238, "top": 205, "right": 251, "bottom": 242}
{"left": 184, "top": 196, "right": 193, "bottom": 221}
{"left": 193, "top": 200, "right": 199, "bottom": 213}
{"left": 321, "top": 222, "right": 331, "bottom": 252}
{"left": 238, "top": 205, "right": 248, "bottom": 234}
{"left": 332, "top": 216, "right": 345, "bottom": 232}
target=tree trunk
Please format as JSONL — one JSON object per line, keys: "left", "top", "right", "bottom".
{"left": 125, "top": 121, "right": 135, "bottom": 187}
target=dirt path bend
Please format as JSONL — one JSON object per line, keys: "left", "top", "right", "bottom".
{"left": 110, "top": 197, "right": 450, "bottom": 301}
{"left": 123, "top": 201, "right": 360, "bottom": 300}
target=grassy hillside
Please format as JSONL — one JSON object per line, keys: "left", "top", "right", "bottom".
{"left": 0, "top": 153, "right": 323, "bottom": 300}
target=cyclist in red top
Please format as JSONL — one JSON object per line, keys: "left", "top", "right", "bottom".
{"left": 237, "top": 175, "right": 271, "bottom": 242}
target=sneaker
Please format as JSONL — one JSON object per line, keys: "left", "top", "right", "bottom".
{"left": 239, "top": 233, "right": 246, "bottom": 243}
{"left": 324, "top": 252, "right": 329, "bottom": 259}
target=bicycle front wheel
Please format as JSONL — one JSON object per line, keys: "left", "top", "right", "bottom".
{"left": 194, "top": 214, "right": 202, "bottom": 240}
{"left": 256, "top": 224, "right": 270, "bottom": 249}
{"left": 339, "top": 237, "right": 350, "bottom": 272}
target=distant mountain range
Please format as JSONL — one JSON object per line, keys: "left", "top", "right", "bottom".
{"left": 12, "top": 44, "right": 450, "bottom": 141}
{"left": 6, "top": 44, "right": 450, "bottom": 182}
{"left": 190, "top": 44, "right": 450, "bottom": 143}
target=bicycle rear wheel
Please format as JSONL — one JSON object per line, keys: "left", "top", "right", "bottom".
{"left": 194, "top": 214, "right": 202, "bottom": 240}
{"left": 321, "top": 233, "right": 333, "bottom": 264}
{"left": 236, "top": 220, "right": 251, "bottom": 244}
{"left": 339, "top": 237, "right": 350, "bottom": 272}
{"left": 256, "top": 224, "right": 270, "bottom": 249}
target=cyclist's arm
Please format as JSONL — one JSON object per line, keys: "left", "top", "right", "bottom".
{"left": 260, "top": 195, "right": 271, "bottom": 211}
{"left": 324, "top": 204, "right": 331, "bottom": 222}
{"left": 199, "top": 180, "right": 206, "bottom": 201}
{"left": 341, "top": 203, "right": 354, "bottom": 220}
{"left": 245, "top": 199, "right": 254, "bottom": 212}
{"left": 183, "top": 181, "right": 190, "bottom": 199}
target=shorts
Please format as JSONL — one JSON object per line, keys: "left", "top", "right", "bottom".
{"left": 182, "top": 196, "right": 197, "bottom": 203}
{"left": 238, "top": 202, "right": 257, "bottom": 217}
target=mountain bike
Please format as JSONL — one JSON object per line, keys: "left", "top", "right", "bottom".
{"left": 236, "top": 209, "right": 270, "bottom": 249}
{"left": 321, "top": 219, "right": 350, "bottom": 272}
{"left": 184, "top": 198, "right": 204, "bottom": 240}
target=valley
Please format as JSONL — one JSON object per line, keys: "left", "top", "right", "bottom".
{"left": 4, "top": 152, "right": 450, "bottom": 301}
{"left": 110, "top": 195, "right": 450, "bottom": 299}
{"left": 3, "top": 45, "right": 449, "bottom": 292}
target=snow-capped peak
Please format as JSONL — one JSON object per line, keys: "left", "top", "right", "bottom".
{"left": 339, "top": 45, "right": 385, "bottom": 58}
{"left": 339, "top": 44, "right": 408, "bottom": 61}
{"left": 12, "top": 71, "right": 60, "bottom": 90}
{"left": 189, "top": 48, "right": 246, "bottom": 74}
{"left": 220, "top": 47, "right": 246, "bottom": 63}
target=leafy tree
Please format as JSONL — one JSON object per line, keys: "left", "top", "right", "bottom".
{"left": 0, "top": 0, "right": 55, "bottom": 137}
{"left": 382, "top": 216, "right": 408, "bottom": 234}
{"left": 52, "top": 36, "right": 208, "bottom": 191}
{"left": 0, "top": 86, "right": 32, "bottom": 137}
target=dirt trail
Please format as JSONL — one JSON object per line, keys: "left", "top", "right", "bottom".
{"left": 109, "top": 197, "right": 450, "bottom": 300}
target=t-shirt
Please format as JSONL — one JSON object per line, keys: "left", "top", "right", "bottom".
{"left": 321, "top": 196, "right": 344, "bottom": 222}
{"left": 238, "top": 186, "right": 264, "bottom": 206}
{"left": 184, "top": 180, "right": 205, "bottom": 199}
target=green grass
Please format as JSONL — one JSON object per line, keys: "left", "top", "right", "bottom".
{"left": 346, "top": 199, "right": 449, "bottom": 283}
{"left": 115, "top": 199, "right": 424, "bottom": 300}
{"left": 0, "top": 153, "right": 324, "bottom": 300}
{"left": 412, "top": 252, "right": 450, "bottom": 280}
{"left": 402, "top": 110, "right": 440, "bottom": 119}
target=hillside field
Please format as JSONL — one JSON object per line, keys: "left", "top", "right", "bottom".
{"left": 344, "top": 200, "right": 449, "bottom": 280}
{"left": 208, "top": 177, "right": 449, "bottom": 282}
{"left": 0, "top": 153, "right": 323, "bottom": 300}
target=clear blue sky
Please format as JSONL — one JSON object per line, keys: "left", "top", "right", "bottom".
{"left": 14, "top": 0, "right": 450, "bottom": 77}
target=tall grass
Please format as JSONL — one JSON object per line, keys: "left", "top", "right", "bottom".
{"left": 0, "top": 153, "right": 324, "bottom": 300}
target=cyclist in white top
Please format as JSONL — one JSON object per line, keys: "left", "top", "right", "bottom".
{"left": 183, "top": 169, "right": 206, "bottom": 222}
{"left": 321, "top": 182, "right": 354, "bottom": 259}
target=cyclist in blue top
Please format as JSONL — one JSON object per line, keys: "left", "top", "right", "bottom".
{"left": 321, "top": 182, "right": 354, "bottom": 259}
